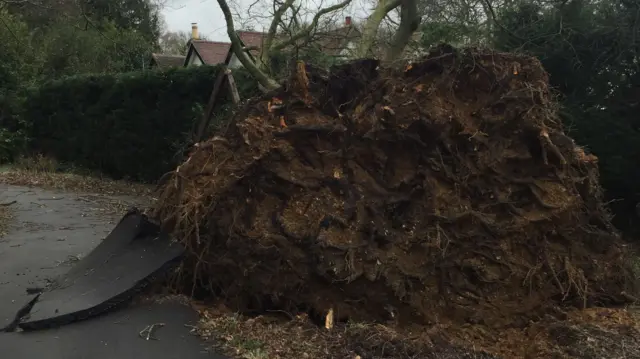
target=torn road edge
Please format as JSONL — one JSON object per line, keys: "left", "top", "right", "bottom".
{"left": 1, "top": 294, "right": 40, "bottom": 332}
{"left": 18, "top": 253, "right": 182, "bottom": 331}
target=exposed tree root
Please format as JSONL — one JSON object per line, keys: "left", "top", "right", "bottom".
{"left": 153, "top": 45, "right": 636, "bottom": 343}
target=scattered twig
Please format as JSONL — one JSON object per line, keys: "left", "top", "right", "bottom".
{"left": 138, "top": 323, "right": 166, "bottom": 340}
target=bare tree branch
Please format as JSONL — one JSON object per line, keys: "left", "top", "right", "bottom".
{"left": 216, "top": 0, "right": 280, "bottom": 91}
{"left": 355, "top": 0, "right": 402, "bottom": 58}
{"left": 479, "top": 0, "right": 524, "bottom": 41}
{"left": 384, "top": 0, "right": 421, "bottom": 62}
{"left": 261, "top": 0, "right": 295, "bottom": 65}
{"left": 0, "top": 14, "right": 19, "bottom": 42}
{"left": 270, "top": 0, "right": 353, "bottom": 52}
{"left": 290, "top": 3, "right": 302, "bottom": 28}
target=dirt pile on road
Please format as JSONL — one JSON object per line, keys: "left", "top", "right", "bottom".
{"left": 153, "top": 45, "right": 634, "bottom": 333}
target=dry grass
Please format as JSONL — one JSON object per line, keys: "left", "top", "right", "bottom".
{"left": 171, "top": 298, "right": 640, "bottom": 359}
{"left": 2, "top": 154, "right": 153, "bottom": 197}
{"left": 0, "top": 169, "right": 152, "bottom": 197}
{"left": 195, "top": 307, "right": 332, "bottom": 359}
{"left": 0, "top": 155, "right": 155, "bottom": 217}
{"left": 187, "top": 301, "right": 496, "bottom": 359}
{"left": 0, "top": 204, "right": 14, "bottom": 238}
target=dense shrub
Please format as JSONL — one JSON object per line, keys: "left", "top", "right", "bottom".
{"left": 24, "top": 65, "right": 258, "bottom": 181}
{"left": 0, "top": 10, "right": 38, "bottom": 162}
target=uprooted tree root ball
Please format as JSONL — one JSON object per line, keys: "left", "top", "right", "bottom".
{"left": 153, "top": 45, "right": 636, "bottom": 334}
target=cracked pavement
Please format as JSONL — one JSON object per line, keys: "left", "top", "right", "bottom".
{"left": 0, "top": 184, "right": 221, "bottom": 359}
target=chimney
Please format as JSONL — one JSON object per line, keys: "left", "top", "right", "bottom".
{"left": 191, "top": 23, "right": 199, "bottom": 40}
{"left": 345, "top": 16, "right": 352, "bottom": 26}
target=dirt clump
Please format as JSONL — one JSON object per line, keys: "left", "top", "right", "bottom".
{"left": 153, "top": 45, "right": 635, "bottom": 354}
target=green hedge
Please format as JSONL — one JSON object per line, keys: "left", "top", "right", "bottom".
{"left": 24, "top": 65, "right": 257, "bottom": 181}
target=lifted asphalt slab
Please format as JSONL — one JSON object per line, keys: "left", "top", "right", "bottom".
{"left": 0, "top": 184, "right": 221, "bottom": 358}
{"left": 22, "top": 213, "right": 184, "bottom": 330}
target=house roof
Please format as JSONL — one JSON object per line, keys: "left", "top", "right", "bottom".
{"left": 237, "top": 31, "right": 266, "bottom": 55}
{"left": 189, "top": 40, "right": 231, "bottom": 65}
{"left": 233, "top": 27, "right": 359, "bottom": 57}
{"left": 150, "top": 53, "right": 186, "bottom": 69}
{"left": 183, "top": 27, "right": 358, "bottom": 67}
{"left": 183, "top": 32, "right": 266, "bottom": 66}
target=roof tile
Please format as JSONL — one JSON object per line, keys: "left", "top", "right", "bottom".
{"left": 237, "top": 31, "right": 265, "bottom": 56}
{"left": 185, "top": 28, "right": 358, "bottom": 66}
{"left": 191, "top": 40, "right": 231, "bottom": 65}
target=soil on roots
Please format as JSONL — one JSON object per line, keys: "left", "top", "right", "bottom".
{"left": 153, "top": 45, "right": 636, "bottom": 356}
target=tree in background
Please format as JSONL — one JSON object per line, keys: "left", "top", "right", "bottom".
{"left": 159, "top": 31, "right": 191, "bottom": 55}
{"left": 0, "top": 9, "right": 37, "bottom": 160}
{"left": 1, "top": 0, "right": 160, "bottom": 77}
{"left": 215, "top": 0, "right": 422, "bottom": 91}
{"left": 36, "top": 20, "right": 156, "bottom": 77}
{"left": 80, "top": 0, "right": 162, "bottom": 44}
{"left": 1, "top": 0, "right": 79, "bottom": 29}
{"left": 216, "top": 0, "right": 354, "bottom": 90}
{"left": 0, "top": 0, "right": 162, "bottom": 160}
{"left": 369, "top": 0, "right": 488, "bottom": 59}
{"left": 355, "top": 0, "right": 421, "bottom": 61}
{"left": 492, "top": 0, "right": 640, "bottom": 233}
{"left": 416, "top": 0, "right": 486, "bottom": 48}
{"left": 2, "top": 0, "right": 162, "bottom": 42}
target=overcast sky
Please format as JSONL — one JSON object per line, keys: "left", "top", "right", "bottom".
{"left": 161, "top": 0, "right": 368, "bottom": 42}
{"left": 162, "top": 0, "right": 228, "bottom": 41}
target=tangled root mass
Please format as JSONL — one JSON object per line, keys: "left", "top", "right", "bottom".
{"left": 154, "top": 45, "right": 634, "bottom": 329}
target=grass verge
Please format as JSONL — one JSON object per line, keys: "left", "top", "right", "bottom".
{"left": 0, "top": 203, "right": 14, "bottom": 238}
{"left": 189, "top": 301, "right": 496, "bottom": 359}
{"left": 0, "top": 155, "right": 154, "bottom": 217}
{"left": 1, "top": 156, "right": 152, "bottom": 196}
{"left": 181, "top": 300, "right": 640, "bottom": 359}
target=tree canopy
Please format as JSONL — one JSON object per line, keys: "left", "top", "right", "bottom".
{"left": 492, "top": 0, "right": 640, "bottom": 232}
{"left": 1, "top": 0, "right": 161, "bottom": 78}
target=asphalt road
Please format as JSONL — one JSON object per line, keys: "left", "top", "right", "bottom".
{"left": 0, "top": 185, "right": 222, "bottom": 359}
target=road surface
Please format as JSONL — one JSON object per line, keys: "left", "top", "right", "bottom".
{"left": 0, "top": 185, "right": 222, "bottom": 359}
